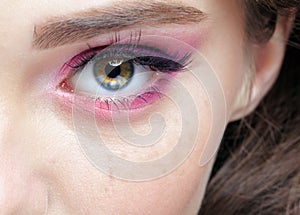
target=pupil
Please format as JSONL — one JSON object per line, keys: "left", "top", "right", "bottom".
{"left": 105, "top": 63, "right": 121, "bottom": 78}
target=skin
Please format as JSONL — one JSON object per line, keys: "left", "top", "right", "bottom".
{"left": 0, "top": 0, "right": 289, "bottom": 214}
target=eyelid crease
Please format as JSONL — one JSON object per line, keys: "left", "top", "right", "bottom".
{"left": 33, "top": 1, "right": 206, "bottom": 49}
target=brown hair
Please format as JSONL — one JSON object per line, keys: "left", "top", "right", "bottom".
{"left": 200, "top": 1, "right": 300, "bottom": 214}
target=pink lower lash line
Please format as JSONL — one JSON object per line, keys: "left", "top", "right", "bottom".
{"left": 57, "top": 80, "right": 163, "bottom": 112}
{"left": 53, "top": 74, "right": 172, "bottom": 119}
{"left": 91, "top": 88, "right": 162, "bottom": 111}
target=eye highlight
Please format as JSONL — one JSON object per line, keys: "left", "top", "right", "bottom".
{"left": 57, "top": 33, "right": 192, "bottom": 112}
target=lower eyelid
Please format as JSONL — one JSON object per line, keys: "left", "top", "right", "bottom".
{"left": 94, "top": 89, "right": 162, "bottom": 111}
{"left": 53, "top": 75, "right": 172, "bottom": 120}
{"left": 86, "top": 76, "right": 168, "bottom": 111}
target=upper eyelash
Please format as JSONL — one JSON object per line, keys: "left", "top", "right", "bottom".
{"left": 66, "top": 31, "right": 142, "bottom": 69}
{"left": 65, "top": 46, "right": 103, "bottom": 69}
{"left": 132, "top": 54, "right": 192, "bottom": 72}
{"left": 66, "top": 49, "right": 192, "bottom": 75}
{"left": 64, "top": 31, "right": 192, "bottom": 77}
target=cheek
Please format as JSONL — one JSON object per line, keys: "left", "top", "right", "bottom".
{"left": 46, "top": 154, "right": 212, "bottom": 214}
{"left": 32, "top": 64, "right": 214, "bottom": 214}
{"left": 41, "top": 122, "right": 213, "bottom": 215}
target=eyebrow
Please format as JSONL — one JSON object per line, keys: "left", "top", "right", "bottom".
{"left": 33, "top": 1, "right": 206, "bottom": 49}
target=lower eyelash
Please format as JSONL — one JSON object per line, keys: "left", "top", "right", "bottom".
{"left": 92, "top": 82, "right": 164, "bottom": 111}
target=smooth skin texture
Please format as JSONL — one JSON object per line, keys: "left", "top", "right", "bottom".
{"left": 0, "top": 0, "right": 289, "bottom": 214}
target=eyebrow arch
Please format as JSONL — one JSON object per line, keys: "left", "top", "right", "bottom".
{"left": 33, "top": 1, "right": 206, "bottom": 49}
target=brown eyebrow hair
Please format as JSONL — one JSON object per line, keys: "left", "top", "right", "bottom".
{"left": 33, "top": 1, "right": 206, "bottom": 49}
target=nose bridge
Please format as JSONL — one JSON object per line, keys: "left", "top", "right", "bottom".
{"left": 0, "top": 0, "right": 35, "bottom": 149}
{"left": 0, "top": 3, "right": 50, "bottom": 212}
{"left": 0, "top": 67, "right": 23, "bottom": 150}
{"left": 0, "top": 97, "right": 9, "bottom": 152}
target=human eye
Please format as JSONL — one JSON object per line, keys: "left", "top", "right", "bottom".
{"left": 56, "top": 32, "right": 192, "bottom": 114}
